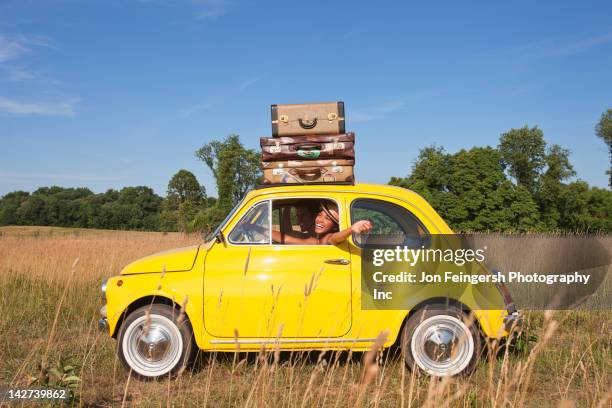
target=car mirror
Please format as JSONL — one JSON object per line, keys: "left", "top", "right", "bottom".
{"left": 215, "top": 231, "right": 225, "bottom": 245}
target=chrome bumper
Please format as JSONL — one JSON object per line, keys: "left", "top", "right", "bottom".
{"left": 98, "top": 305, "right": 108, "bottom": 332}
{"left": 98, "top": 318, "right": 108, "bottom": 331}
{"left": 503, "top": 311, "right": 522, "bottom": 332}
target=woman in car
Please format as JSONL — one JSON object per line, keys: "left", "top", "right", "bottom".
{"left": 269, "top": 202, "right": 372, "bottom": 245}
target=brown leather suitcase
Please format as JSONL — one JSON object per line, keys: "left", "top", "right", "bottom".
{"left": 271, "top": 102, "right": 345, "bottom": 137}
{"left": 262, "top": 159, "right": 354, "bottom": 184}
{"left": 260, "top": 133, "right": 355, "bottom": 161}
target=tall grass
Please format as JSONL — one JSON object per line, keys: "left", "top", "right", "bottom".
{"left": 0, "top": 226, "right": 610, "bottom": 407}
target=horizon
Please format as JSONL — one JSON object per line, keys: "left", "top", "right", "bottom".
{"left": 1, "top": 0, "right": 611, "bottom": 197}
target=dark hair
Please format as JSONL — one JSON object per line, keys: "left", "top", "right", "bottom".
{"left": 298, "top": 200, "right": 321, "bottom": 214}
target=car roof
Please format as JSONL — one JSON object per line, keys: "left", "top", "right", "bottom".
{"left": 247, "top": 183, "right": 424, "bottom": 202}
{"left": 242, "top": 183, "right": 451, "bottom": 233}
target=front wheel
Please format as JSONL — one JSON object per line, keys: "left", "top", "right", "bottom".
{"left": 401, "top": 305, "right": 481, "bottom": 377}
{"left": 117, "top": 304, "right": 195, "bottom": 380}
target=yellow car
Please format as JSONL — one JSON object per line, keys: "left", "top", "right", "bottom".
{"left": 99, "top": 183, "right": 519, "bottom": 379}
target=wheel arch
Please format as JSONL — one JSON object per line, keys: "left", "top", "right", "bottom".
{"left": 111, "top": 295, "right": 193, "bottom": 339}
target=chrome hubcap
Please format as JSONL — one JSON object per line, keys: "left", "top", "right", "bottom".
{"left": 423, "top": 325, "right": 458, "bottom": 362}
{"left": 135, "top": 325, "right": 172, "bottom": 361}
{"left": 122, "top": 314, "right": 183, "bottom": 377}
{"left": 411, "top": 315, "right": 474, "bottom": 376}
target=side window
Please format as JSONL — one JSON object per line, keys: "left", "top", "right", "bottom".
{"left": 351, "top": 198, "right": 428, "bottom": 248}
{"left": 270, "top": 198, "right": 337, "bottom": 245}
{"left": 228, "top": 201, "right": 270, "bottom": 244}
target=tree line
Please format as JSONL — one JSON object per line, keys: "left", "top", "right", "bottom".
{"left": 0, "top": 135, "right": 260, "bottom": 233}
{"left": 1, "top": 110, "right": 610, "bottom": 233}
{"left": 390, "top": 125, "right": 610, "bottom": 232}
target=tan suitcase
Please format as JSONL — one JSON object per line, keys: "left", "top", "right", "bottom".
{"left": 262, "top": 159, "right": 354, "bottom": 184}
{"left": 271, "top": 102, "right": 345, "bottom": 137}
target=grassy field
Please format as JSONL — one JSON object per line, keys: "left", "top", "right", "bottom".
{"left": 0, "top": 226, "right": 610, "bottom": 407}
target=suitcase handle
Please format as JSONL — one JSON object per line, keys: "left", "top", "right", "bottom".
{"left": 289, "top": 167, "right": 327, "bottom": 181}
{"left": 298, "top": 117, "right": 318, "bottom": 129}
{"left": 294, "top": 143, "right": 323, "bottom": 159}
{"left": 292, "top": 143, "right": 322, "bottom": 151}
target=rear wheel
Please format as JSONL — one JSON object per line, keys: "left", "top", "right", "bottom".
{"left": 117, "top": 304, "right": 195, "bottom": 380}
{"left": 401, "top": 305, "right": 481, "bottom": 377}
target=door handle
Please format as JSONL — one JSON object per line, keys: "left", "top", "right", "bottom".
{"left": 324, "top": 258, "right": 350, "bottom": 265}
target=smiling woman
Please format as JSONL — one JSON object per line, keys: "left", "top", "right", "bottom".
{"left": 239, "top": 198, "right": 374, "bottom": 245}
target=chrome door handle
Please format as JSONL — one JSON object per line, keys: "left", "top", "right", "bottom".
{"left": 324, "top": 258, "right": 350, "bottom": 265}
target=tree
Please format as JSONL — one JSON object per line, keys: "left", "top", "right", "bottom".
{"left": 0, "top": 191, "right": 30, "bottom": 225}
{"left": 498, "top": 126, "right": 546, "bottom": 193}
{"left": 161, "top": 170, "right": 207, "bottom": 232}
{"left": 537, "top": 145, "right": 576, "bottom": 229}
{"left": 167, "top": 170, "right": 206, "bottom": 204}
{"left": 595, "top": 109, "right": 612, "bottom": 187}
{"left": 115, "top": 186, "right": 163, "bottom": 230}
{"left": 195, "top": 135, "right": 260, "bottom": 213}
{"left": 0, "top": 185, "right": 166, "bottom": 231}
{"left": 15, "top": 195, "right": 47, "bottom": 225}
{"left": 582, "top": 187, "right": 612, "bottom": 231}
{"left": 390, "top": 145, "right": 540, "bottom": 231}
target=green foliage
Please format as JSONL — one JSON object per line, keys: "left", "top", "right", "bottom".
{"left": 556, "top": 182, "right": 612, "bottom": 232}
{"left": 195, "top": 134, "right": 260, "bottom": 213}
{"left": 537, "top": 144, "right": 576, "bottom": 229}
{"left": 161, "top": 169, "right": 207, "bottom": 232}
{"left": 0, "top": 191, "right": 30, "bottom": 225}
{"left": 512, "top": 328, "right": 539, "bottom": 358}
{"left": 0, "top": 186, "right": 163, "bottom": 231}
{"left": 167, "top": 169, "right": 206, "bottom": 204}
{"left": 191, "top": 134, "right": 261, "bottom": 233}
{"left": 187, "top": 206, "right": 228, "bottom": 233}
{"left": 391, "top": 146, "right": 540, "bottom": 231}
{"left": 29, "top": 358, "right": 81, "bottom": 403}
{"left": 498, "top": 126, "right": 546, "bottom": 193}
{"left": 595, "top": 108, "right": 612, "bottom": 187}
{"left": 391, "top": 126, "right": 611, "bottom": 232}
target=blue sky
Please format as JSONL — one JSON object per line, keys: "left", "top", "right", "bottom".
{"left": 1, "top": 0, "right": 611, "bottom": 197}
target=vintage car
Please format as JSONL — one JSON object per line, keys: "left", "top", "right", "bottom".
{"left": 99, "top": 183, "right": 519, "bottom": 379}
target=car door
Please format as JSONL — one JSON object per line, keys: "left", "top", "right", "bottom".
{"left": 203, "top": 194, "right": 352, "bottom": 339}
{"left": 346, "top": 194, "right": 436, "bottom": 337}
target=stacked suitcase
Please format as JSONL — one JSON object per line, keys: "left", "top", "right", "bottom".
{"left": 261, "top": 102, "right": 356, "bottom": 185}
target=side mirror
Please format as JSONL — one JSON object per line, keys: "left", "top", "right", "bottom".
{"left": 215, "top": 231, "right": 225, "bottom": 244}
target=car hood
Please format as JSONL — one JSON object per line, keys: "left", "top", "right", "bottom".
{"left": 120, "top": 244, "right": 202, "bottom": 275}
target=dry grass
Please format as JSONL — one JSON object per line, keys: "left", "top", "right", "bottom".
{"left": 0, "top": 226, "right": 610, "bottom": 407}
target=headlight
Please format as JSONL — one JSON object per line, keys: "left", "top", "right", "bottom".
{"left": 101, "top": 278, "right": 108, "bottom": 303}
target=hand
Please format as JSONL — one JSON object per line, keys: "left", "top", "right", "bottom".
{"left": 351, "top": 220, "right": 372, "bottom": 234}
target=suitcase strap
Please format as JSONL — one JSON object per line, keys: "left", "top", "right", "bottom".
{"left": 289, "top": 167, "right": 327, "bottom": 181}
{"left": 277, "top": 113, "right": 340, "bottom": 129}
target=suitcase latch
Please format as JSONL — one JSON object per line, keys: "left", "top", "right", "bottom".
{"left": 270, "top": 142, "right": 281, "bottom": 153}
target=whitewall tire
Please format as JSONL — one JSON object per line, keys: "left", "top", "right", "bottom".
{"left": 117, "top": 304, "right": 195, "bottom": 380}
{"left": 401, "top": 305, "right": 481, "bottom": 377}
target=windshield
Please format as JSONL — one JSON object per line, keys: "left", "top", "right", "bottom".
{"left": 203, "top": 196, "right": 247, "bottom": 242}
